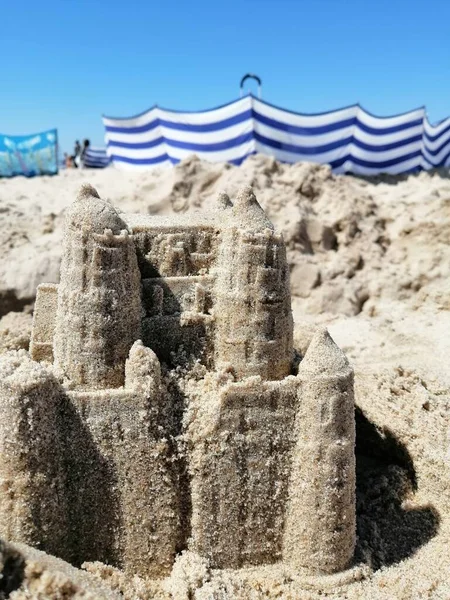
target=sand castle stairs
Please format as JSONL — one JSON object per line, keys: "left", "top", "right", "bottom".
{"left": 0, "top": 184, "right": 356, "bottom": 579}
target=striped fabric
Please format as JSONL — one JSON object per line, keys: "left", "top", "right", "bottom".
{"left": 83, "top": 147, "right": 110, "bottom": 168}
{"left": 103, "top": 96, "right": 450, "bottom": 175}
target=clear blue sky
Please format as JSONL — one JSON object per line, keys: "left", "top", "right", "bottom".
{"left": 1, "top": 0, "right": 449, "bottom": 153}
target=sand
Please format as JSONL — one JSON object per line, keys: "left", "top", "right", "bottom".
{"left": 0, "top": 155, "right": 449, "bottom": 599}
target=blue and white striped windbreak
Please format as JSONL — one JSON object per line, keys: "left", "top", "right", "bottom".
{"left": 103, "top": 95, "right": 450, "bottom": 175}
{"left": 83, "top": 147, "right": 110, "bottom": 168}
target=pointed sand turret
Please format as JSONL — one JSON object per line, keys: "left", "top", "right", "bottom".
{"left": 299, "top": 327, "right": 350, "bottom": 376}
{"left": 283, "top": 327, "right": 356, "bottom": 574}
{"left": 232, "top": 185, "right": 274, "bottom": 231}
{"left": 65, "top": 184, "right": 127, "bottom": 234}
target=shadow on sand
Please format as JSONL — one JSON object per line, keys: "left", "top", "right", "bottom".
{"left": 354, "top": 406, "right": 440, "bottom": 570}
{"left": 350, "top": 166, "right": 450, "bottom": 187}
{"left": 61, "top": 396, "right": 123, "bottom": 568}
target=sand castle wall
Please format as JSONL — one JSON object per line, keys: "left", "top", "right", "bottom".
{"left": 188, "top": 377, "right": 298, "bottom": 569}
{"left": 132, "top": 220, "right": 218, "bottom": 366}
{"left": 29, "top": 283, "right": 58, "bottom": 363}
{"left": 0, "top": 350, "right": 181, "bottom": 579}
{"left": 61, "top": 389, "right": 179, "bottom": 578}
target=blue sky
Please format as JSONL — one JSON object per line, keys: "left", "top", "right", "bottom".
{"left": 1, "top": 0, "right": 449, "bottom": 153}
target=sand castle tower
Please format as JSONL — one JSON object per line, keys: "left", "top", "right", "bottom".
{"left": 188, "top": 189, "right": 297, "bottom": 568}
{"left": 214, "top": 186, "right": 293, "bottom": 380}
{"left": 283, "top": 328, "right": 356, "bottom": 573}
{"left": 0, "top": 351, "right": 68, "bottom": 558}
{"left": 27, "top": 185, "right": 180, "bottom": 577}
{"left": 53, "top": 184, "right": 141, "bottom": 389}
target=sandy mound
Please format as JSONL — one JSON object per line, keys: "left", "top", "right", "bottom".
{"left": 1, "top": 155, "right": 449, "bottom": 318}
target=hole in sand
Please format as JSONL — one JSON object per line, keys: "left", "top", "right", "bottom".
{"left": 0, "top": 546, "right": 25, "bottom": 597}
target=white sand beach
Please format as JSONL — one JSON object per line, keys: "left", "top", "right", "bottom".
{"left": 0, "top": 155, "right": 449, "bottom": 599}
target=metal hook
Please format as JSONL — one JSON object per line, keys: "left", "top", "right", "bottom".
{"left": 240, "top": 73, "right": 262, "bottom": 99}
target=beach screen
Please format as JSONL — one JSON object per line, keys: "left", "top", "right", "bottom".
{"left": 0, "top": 129, "right": 58, "bottom": 177}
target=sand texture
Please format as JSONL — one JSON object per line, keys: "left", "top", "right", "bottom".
{"left": 0, "top": 155, "right": 449, "bottom": 599}
{"left": 0, "top": 538, "right": 121, "bottom": 599}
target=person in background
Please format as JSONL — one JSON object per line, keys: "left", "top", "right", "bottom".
{"left": 64, "top": 153, "right": 72, "bottom": 168}
{"left": 80, "top": 139, "right": 90, "bottom": 169}
{"left": 72, "top": 140, "right": 81, "bottom": 168}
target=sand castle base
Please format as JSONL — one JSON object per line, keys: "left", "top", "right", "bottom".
{"left": 163, "top": 552, "right": 371, "bottom": 599}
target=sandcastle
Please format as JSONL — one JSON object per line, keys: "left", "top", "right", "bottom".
{"left": 0, "top": 184, "right": 356, "bottom": 581}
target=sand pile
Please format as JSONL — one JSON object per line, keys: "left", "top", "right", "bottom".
{"left": 1, "top": 154, "right": 449, "bottom": 317}
{"left": 0, "top": 156, "right": 449, "bottom": 599}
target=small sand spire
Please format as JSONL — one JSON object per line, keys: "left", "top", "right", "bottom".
{"left": 216, "top": 191, "right": 232, "bottom": 209}
{"left": 77, "top": 183, "right": 101, "bottom": 200}
{"left": 299, "top": 327, "right": 350, "bottom": 376}
{"left": 232, "top": 185, "right": 274, "bottom": 231}
{"left": 125, "top": 340, "right": 161, "bottom": 392}
{"left": 66, "top": 184, "right": 126, "bottom": 234}
{"left": 234, "top": 185, "right": 258, "bottom": 207}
